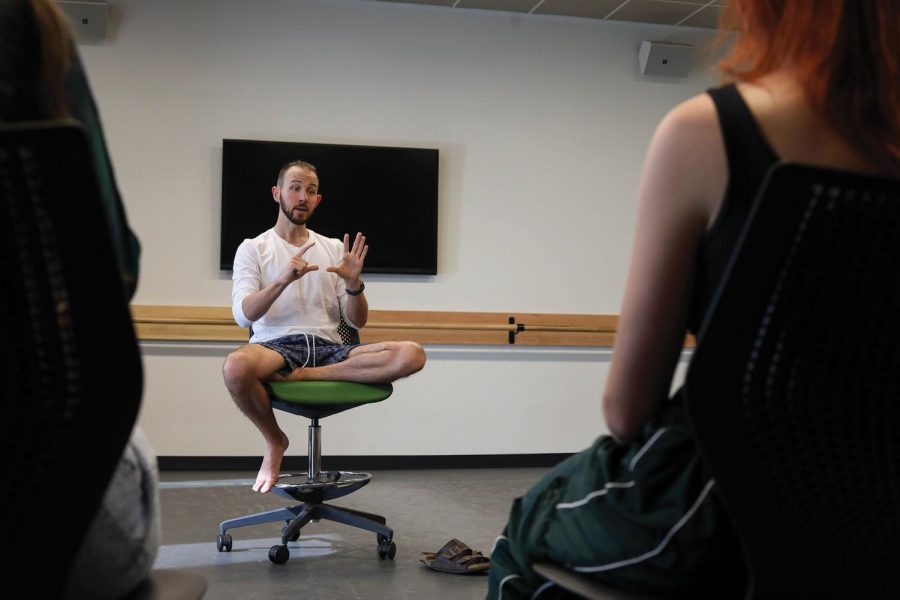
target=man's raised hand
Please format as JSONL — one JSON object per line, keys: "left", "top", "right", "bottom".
{"left": 326, "top": 232, "right": 368, "bottom": 283}
{"left": 279, "top": 240, "right": 319, "bottom": 285}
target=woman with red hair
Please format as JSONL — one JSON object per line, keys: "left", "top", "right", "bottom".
{"left": 487, "top": 1, "right": 899, "bottom": 598}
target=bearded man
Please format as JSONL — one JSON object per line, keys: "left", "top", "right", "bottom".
{"left": 223, "top": 160, "right": 425, "bottom": 493}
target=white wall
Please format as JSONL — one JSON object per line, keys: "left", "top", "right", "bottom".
{"left": 79, "top": 0, "right": 715, "bottom": 457}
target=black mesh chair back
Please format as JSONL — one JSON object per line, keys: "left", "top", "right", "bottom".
{"left": 0, "top": 122, "right": 142, "bottom": 594}
{"left": 685, "top": 163, "right": 900, "bottom": 598}
{"left": 337, "top": 314, "right": 360, "bottom": 345}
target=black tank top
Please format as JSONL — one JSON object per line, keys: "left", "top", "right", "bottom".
{"left": 688, "top": 84, "right": 780, "bottom": 333}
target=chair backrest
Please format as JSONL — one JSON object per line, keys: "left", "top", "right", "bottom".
{"left": 337, "top": 315, "right": 360, "bottom": 345}
{"left": 685, "top": 163, "right": 900, "bottom": 598}
{"left": 0, "top": 121, "right": 143, "bottom": 594}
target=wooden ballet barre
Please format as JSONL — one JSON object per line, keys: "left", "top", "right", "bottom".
{"left": 367, "top": 322, "right": 612, "bottom": 334}
{"left": 374, "top": 322, "right": 513, "bottom": 331}
{"left": 130, "top": 306, "right": 623, "bottom": 346}
{"left": 134, "top": 317, "right": 233, "bottom": 325}
{"left": 132, "top": 316, "right": 612, "bottom": 334}
{"left": 131, "top": 317, "right": 506, "bottom": 329}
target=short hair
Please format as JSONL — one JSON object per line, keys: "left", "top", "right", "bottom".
{"left": 276, "top": 160, "right": 318, "bottom": 188}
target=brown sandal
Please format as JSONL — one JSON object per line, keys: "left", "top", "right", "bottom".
{"left": 419, "top": 539, "right": 490, "bottom": 574}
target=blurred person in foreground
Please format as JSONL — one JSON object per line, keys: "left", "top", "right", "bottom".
{"left": 0, "top": 1, "right": 157, "bottom": 598}
{"left": 487, "top": 1, "right": 900, "bottom": 597}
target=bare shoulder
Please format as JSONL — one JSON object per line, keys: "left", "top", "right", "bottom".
{"left": 662, "top": 93, "right": 719, "bottom": 129}
{"left": 652, "top": 93, "right": 721, "bottom": 162}
{"left": 641, "top": 92, "right": 727, "bottom": 224}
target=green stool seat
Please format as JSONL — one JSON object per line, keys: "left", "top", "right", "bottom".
{"left": 267, "top": 382, "right": 393, "bottom": 419}
{"left": 268, "top": 381, "right": 393, "bottom": 404}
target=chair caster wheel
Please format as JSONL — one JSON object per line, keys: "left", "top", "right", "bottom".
{"left": 216, "top": 533, "right": 232, "bottom": 552}
{"left": 269, "top": 544, "right": 290, "bottom": 564}
{"left": 377, "top": 539, "right": 396, "bottom": 560}
{"left": 281, "top": 524, "right": 300, "bottom": 542}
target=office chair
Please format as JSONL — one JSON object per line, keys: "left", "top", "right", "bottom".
{"left": 0, "top": 121, "right": 205, "bottom": 599}
{"left": 216, "top": 324, "right": 397, "bottom": 565}
{"left": 685, "top": 163, "right": 900, "bottom": 597}
{"left": 534, "top": 163, "right": 900, "bottom": 599}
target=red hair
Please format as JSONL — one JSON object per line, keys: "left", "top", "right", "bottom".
{"left": 29, "top": 0, "right": 73, "bottom": 119}
{"left": 718, "top": 0, "right": 900, "bottom": 176}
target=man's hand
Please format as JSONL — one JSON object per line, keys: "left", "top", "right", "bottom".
{"left": 326, "top": 232, "right": 368, "bottom": 287}
{"left": 278, "top": 240, "right": 319, "bottom": 285}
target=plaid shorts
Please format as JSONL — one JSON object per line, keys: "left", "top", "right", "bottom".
{"left": 258, "top": 334, "right": 355, "bottom": 376}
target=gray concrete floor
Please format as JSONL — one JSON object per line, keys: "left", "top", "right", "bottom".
{"left": 155, "top": 468, "right": 549, "bottom": 599}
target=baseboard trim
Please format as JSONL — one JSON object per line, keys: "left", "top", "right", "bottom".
{"left": 158, "top": 453, "right": 572, "bottom": 471}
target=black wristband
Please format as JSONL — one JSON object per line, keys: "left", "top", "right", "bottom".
{"left": 346, "top": 281, "right": 365, "bottom": 296}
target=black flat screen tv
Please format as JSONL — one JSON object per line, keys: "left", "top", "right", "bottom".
{"left": 220, "top": 139, "right": 439, "bottom": 274}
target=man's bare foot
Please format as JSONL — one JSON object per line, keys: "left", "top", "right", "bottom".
{"left": 253, "top": 432, "right": 289, "bottom": 493}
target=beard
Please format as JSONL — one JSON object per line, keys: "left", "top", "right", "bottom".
{"left": 280, "top": 199, "right": 315, "bottom": 226}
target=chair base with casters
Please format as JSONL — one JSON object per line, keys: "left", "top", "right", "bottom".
{"left": 217, "top": 381, "right": 395, "bottom": 565}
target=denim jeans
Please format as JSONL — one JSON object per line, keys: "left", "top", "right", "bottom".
{"left": 65, "top": 427, "right": 160, "bottom": 599}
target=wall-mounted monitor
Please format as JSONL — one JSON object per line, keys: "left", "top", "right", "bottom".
{"left": 220, "top": 139, "right": 439, "bottom": 274}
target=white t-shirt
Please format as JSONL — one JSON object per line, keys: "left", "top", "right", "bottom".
{"left": 231, "top": 229, "right": 354, "bottom": 343}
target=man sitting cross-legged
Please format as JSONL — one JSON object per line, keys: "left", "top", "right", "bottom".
{"left": 222, "top": 160, "right": 426, "bottom": 494}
